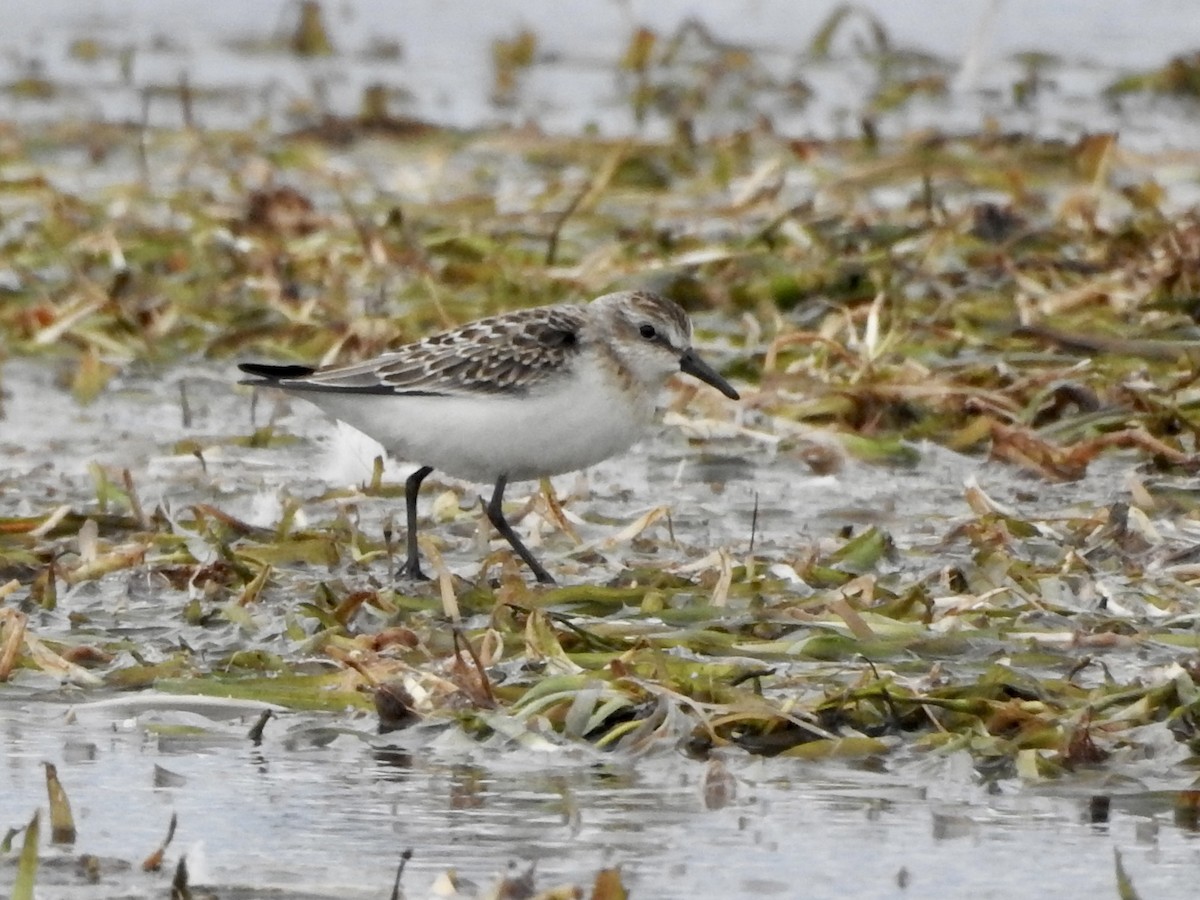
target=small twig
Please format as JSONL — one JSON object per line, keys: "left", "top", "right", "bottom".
{"left": 748, "top": 491, "right": 759, "bottom": 556}
{"left": 860, "top": 656, "right": 904, "bottom": 733}
{"left": 382, "top": 514, "right": 396, "bottom": 582}
{"left": 545, "top": 180, "right": 589, "bottom": 266}
{"left": 122, "top": 469, "right": 149, "bottom": 530}
{"left": 729, "top": 667, "right": 775, "bottom": 689}
{"left": 247, "top": 709, "right": 274, "bottom": 744}
{"left": 335, "top": 183, "right": 385, "bottom": 266}
{"left": 750, "top": 201, "right": 808, "bottom": 246}
{"left": 178, "top": 381, "right": 192, "bottom": 429}
{"left": 453, "top": 626, "right": 495, "bottom": 707}
{"left": 390, "top": 849, "right": 414, "bottom": 900}
{"left": 141, "top": 812, "right": 178, "bottom": 871}
{"left": 138, "top": 89, "right": 152, "bottom": 186}
{"left": 544, "top": 610, "right": 623, "bottom": 651}
{"left": 171, "top": 856, "right": 191, "bottom": 900}
{"left": 369, "top": 455, "right": 385, "bottom": 493}
{"left": 178, "top": 71, "right": 193, "bottom": 129}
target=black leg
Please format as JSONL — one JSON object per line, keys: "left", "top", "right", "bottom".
{"left": 400, "top": 466, "right": 434, "bottom": 580}
{"left": 485, "top": 476, "right": 555, "bottom": 584}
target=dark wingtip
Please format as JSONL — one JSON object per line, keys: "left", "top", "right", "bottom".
{"left": 238, "top": 363, "right": 317, "bottom": 382}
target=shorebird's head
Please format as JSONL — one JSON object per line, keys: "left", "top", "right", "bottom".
{"left": 591, "top": 291, "right": 740, "bottom": 400}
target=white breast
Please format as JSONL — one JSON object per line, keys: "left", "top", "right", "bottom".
{"left": 302, "top": 354, "right": 656, "bottom": 484}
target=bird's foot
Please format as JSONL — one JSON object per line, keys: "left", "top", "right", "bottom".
{"left": 397, "top": 559, "right": 430, "bottom": 582}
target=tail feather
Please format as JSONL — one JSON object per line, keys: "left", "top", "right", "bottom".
{"left": 238, "top": 362, "right": 317, "bottom": 384}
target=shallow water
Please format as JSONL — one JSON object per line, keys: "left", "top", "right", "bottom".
{"left": 5, "top": 0, "right": 1200, "bottom": 151}
{"left": 1, "top": 356, "right": 1189, "bottom": 898}
{"left": 4, "top": 693, "right": 1200, "bottom": 899}
{"left": 0, "top": 355, "right": 1136, "bottom": 588}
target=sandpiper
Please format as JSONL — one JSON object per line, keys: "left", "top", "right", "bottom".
{"left": 239, "top": 290, "right": 739, "bottom": 584}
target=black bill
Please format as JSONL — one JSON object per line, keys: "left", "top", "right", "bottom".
{"left": 679, "top": 348, "right": 740, "bottom": 400}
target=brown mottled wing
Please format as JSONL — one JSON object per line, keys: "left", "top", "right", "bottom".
{"left": 281, "top": 305, "right": 585, "bottom": 397}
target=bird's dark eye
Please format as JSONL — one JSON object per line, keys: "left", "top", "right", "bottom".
{"left": 639, "top": 324, "right": 657, "bottom": 340}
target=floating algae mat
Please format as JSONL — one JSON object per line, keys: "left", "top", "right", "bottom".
{"left": 7, "top": 6, "right": 1200, "bottom": 897}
